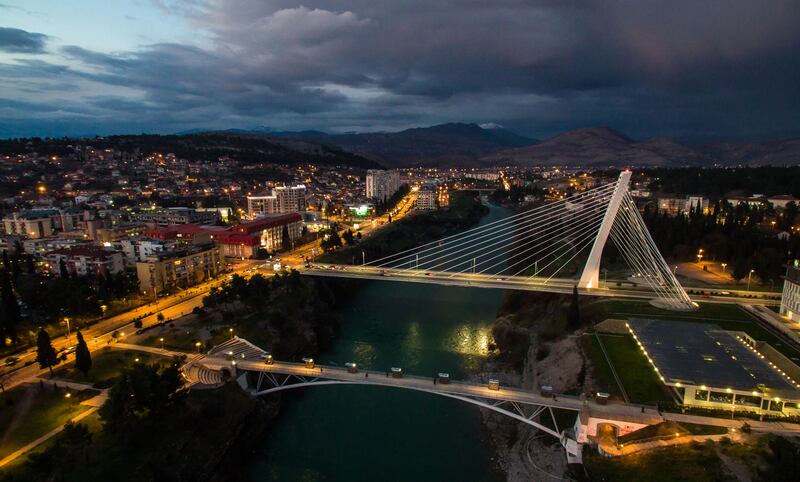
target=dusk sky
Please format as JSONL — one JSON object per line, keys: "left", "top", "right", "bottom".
{"left": 1, "top": 0, "right": 798, "bottom": 141}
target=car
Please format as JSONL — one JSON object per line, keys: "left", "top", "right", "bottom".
{"left": 4, "top": 357, "right": 19, "bottom": 367}
{"left": 58, "top": 346, "right": 76, "bottom": 355}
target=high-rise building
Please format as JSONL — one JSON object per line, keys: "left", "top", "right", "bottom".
{"left": 246, "top": 185, "right": 306, "bottom": 218}
{"left": 366, "top": 170, "right": 401, "bottom": 201}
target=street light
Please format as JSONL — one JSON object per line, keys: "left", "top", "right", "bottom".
{"left": 229, "top": 327, "right": 234, "bottom": 339}
{"left": 696, "top": 248, "right": 704, "bottom": 264}
{"left": 721, "top": 263, "right": 728, "bottom": 274}
{"left": 159, "top": 337, "right": 164, "bottom": 350}
{"left": 63, "top": 317, "right": 71, "bottom": 343}
{"left": 747, "top": 269, "right": 755, "bottom": 291}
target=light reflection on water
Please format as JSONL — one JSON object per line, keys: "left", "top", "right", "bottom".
{"left": 447, "top": 324, "right": 493, "bottom": 357}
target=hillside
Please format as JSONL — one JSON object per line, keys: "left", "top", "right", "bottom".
{"left": 0, "top": 133, "right": 383, "bottom": 169}
{"left": 268, "top": 123, "right": 537, "bottom": 167}
{"left": 482, "top": 127, "right": 713, "bottom": 166}
{"left": 483, "top": 127, "right": 800, "bottom": 167}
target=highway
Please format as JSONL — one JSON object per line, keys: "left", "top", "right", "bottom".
{"left": 299, "top": 264, "right": 780, "bottom": 306}
{"left": 0, "top": 191, "right": 418, "bottom": 391}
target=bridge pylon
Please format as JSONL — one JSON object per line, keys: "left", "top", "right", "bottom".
{"left": 578, "top": 170, "right": 632, "bottom": 289}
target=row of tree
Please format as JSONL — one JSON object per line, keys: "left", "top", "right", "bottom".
{"left": 640, "top": 201, "right": 799, "bottom": 286}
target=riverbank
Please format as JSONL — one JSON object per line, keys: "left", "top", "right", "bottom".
{"left": 477, "top": 289, "right": 592, "bottom": 481}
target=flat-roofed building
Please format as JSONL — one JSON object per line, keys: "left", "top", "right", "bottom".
{"left": 626, "top": 318, "right": 800, "bottom": 416}
{"left": 366, "top": 170, "right": 401, "bottom": 202}
{"left": 136, "top": 243, "right": 223, "bottom": 294}
{"left": 246, "top": 185, "right": 307, "bottom": 219}
{"left": 780, "top": 261, "right": 800, "bottom": 322}
{"left": 46, "top": 245, "right": 125, "bottom": 277}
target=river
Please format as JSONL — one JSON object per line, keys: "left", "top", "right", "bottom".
{"left": 248, "top": 203, "right": 512, "bottom": 481}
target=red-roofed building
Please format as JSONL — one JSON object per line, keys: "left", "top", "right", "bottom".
{"left": 218, "top": 213, "right": 302, "bottom": 258}
{"left": 47, "top": 245, "right": 125, "bottom": 277}
{"left": 143, "top": 213, "right": 302, "bottom": 259}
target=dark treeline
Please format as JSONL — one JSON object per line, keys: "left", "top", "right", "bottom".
{"left": 641, "top": 202, "right": 799, "bottom": 286}
{"left": 320, "top": 190, "right": 488, "bottom": 265}
{"left": 0, "top": 249, "right": 138, "bottom": 348}
{"left": 202, "top": 270, "right": 346, "bottom": 359}
{"left": 643, "top": 167, "right": 800, "bottom": 198}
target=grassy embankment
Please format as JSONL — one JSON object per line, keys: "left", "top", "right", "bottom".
{"left": 0, "top": 385, "right": 98, "bottom": 459}
{"left": 52, "top": 348, "right": 170, "bottom": 388}
{"left": 580, "top": 298, "right": 800, "bottom": 405}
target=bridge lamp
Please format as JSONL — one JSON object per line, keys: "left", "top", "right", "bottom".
{"left": 264, "top": 354, "right": 273, "bottom": 365}
{"left": 195, "top": 341, "right": 202, "bottom": 352}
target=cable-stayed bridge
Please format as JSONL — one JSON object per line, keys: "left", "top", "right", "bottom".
{"left": 304, "top": 171, "right": 697, "bottom": 311}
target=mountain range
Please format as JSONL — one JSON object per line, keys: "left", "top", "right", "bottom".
{"left": 185, "top": 124, "right": 800, "bottom": 168}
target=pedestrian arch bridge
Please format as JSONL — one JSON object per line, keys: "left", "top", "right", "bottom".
{"left": 182, "top": 337, "right": 664, "bottom": 464}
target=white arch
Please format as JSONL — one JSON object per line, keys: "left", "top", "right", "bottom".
{"left": 252, "top": 379, "right": 566, "bottom": 438}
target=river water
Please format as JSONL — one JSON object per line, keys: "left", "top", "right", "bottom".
{"left": 249, "top": 203, "right": 511, "bottom": 482}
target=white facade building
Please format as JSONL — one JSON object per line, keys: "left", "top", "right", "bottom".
{"left": 246, "top": 185, "right": 307, "bottom": 218}
{"left": 366, "top": 170, "right": 401, "bottom": 201}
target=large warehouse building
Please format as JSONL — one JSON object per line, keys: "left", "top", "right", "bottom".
{"left": 626, "top": 318, "right": 800, "bottom": 417}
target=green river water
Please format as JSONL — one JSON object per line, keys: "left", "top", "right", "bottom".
{"left": 248, "top": 203, "right": 511, "bottom": 482}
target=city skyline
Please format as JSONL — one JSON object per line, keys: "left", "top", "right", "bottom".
{"left": 1, "top": 1, "right": 799, "bottom": 141}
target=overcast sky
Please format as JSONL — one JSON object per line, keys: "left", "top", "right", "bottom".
{"left": 1, "top": 0, "right": 798, "bottom": 141}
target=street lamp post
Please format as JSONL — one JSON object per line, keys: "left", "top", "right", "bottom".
{"left": 721, "top": 263, "right": 727, "bottom": 274}
{"left": 159, "top": 337, "right": 164, "bottom": 350}
{"left": 229, "top": 327, "right": 234, "bottom": 339}
{"left": 64, "top": 317, "right": 71, "bottom": 343}
{"left": 747, "top": 269, "right": 755, "bottom": 291}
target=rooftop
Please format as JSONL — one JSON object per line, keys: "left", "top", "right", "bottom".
{"left": 628, "top": 318, "right": 800, "bottom": 399}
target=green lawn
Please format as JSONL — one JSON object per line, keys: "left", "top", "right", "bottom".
{"left": 584, "top": 442, "right": 730, "bottom": 481}
{"left": 579, "top": 334, "right": 625, "bottom": 400}
{"left": 599, "top": 334, "right": 674, "bottom": 405}
{"left": 587, "top": 299, "right": 799, "bottom": 358}
{"left": 53, "top": 348, "right": 168, "bottom": 388}
{"left": 0, "top": 385, "right": 98, "bottom": 458}
{"left": 139, "top": 327, "right": 206, "bottom": 353}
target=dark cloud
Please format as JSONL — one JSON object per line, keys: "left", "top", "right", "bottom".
{"left": 0, "top": 26, "right": 47, "bottom": 53}
{"left": 2, "top": 1, "right": 800, "bottom": 139}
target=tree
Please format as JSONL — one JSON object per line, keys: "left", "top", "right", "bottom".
{"left": 74, "top": 331, "right": 92, "bottom": 375}
{"left": 320, "top": 230, "right": 342, "bottom": 252}
{"left": 36, "top": 328, "right": 59, "bottom": 376}
{"left": 0, "top": 270, "right": 20, "bottom": 345}
{"left": 568, "top": 285, "right": 581, "bottom": 329}
{"left": 59, "top": 258, "right": 70, "bottom": 278}
{"left": 281, "top": 225, "right": 291, "bottom": 250}
{"left": 732, "top": 255, "right": 749, "bottom": 282}
{"left": 342, "top": 229, "right": 355, "bottom": 245}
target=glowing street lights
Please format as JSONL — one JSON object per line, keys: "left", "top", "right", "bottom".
{"left": 747, "top": 269, "right": 755, "bottom": 291}
{"left": 229, "top": 327, "right": 234, "bottom": 339}
{"left": 696, "top": 248, "right": 704, "bottom": 264}
{"left": 721, "top": 262, "right": 727, "bottom": 274}
{"left": 159, "top": 337, "right": 165, "bottom": 350}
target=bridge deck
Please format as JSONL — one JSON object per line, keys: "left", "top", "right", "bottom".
{"left": 299, "top": 265, "right": 779, "bottom": 305}
{"left": 203, "top": 356, "right": 667, "bottom": 423}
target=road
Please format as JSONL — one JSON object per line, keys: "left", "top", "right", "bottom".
{"left": 0, "top": 191, "right": 419, "bottom": 391}
{"left": 299, "top": 264, "right": 780, "bottom": 306}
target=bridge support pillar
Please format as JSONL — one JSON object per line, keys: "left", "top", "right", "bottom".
{"left": 578, "top": 170, "right": 632, "bottom": 289}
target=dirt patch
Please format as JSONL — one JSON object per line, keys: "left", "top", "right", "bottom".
{"left": 594, "top": 318, "right": 629, "bottom": 335}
